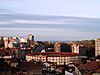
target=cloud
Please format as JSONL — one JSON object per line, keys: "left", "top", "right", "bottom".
{"left": 0, "top": 26, "right": 100, "bottom": 41}
{"left": 14, "top": 20, "right": 66, "bottom": 24}
{"left": 0, "top": 19, "right": 66, "bottom": 25}
{"left": 0, "top": 18, "right": 85, "bottom": 25}
{"left": 0, "top": 27, "right": 63, "bottom": 31}
{"left": 0, "top": 14, "right": 99, "bottom": 26}
{"left": 0, "top": 21, "right": 13, "bottom": 24}
{"left": 0, "top": 14, "right": 100, "bottom": 41}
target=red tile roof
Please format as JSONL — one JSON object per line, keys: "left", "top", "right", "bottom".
{"left": 78, "top": 61, "right": 100, "bottom": 74}
{"left": 27, "top": 52, "right": 79, "bottom": 57}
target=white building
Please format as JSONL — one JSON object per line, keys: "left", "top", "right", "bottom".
{"left": 4, "top": 37, "right": 9, "bottom": 48}
{"left": 26, "top": 52, "right": 79, "bottom": 65}
{"left": 8, "top": 42, "right": 13, "bottom": 48}
{"left": 72, "top": 44, "right": 80, "bottom": 53}
{"left": 20, "top": 38, "right": 28, "bottom": 43}
{"left": 28, "top": 34, "right": 34, "bottom": 42}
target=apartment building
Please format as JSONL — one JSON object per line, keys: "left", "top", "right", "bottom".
{"left": 26, "top": 52, "right": 79, "bottom": 65}
{"left": 95, "top": 39, "right": 100, "bottom": 56}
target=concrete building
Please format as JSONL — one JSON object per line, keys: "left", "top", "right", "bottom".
{"left": 9, "top": 37, "right": 20, "bottom": 48}
{"left": 72, "top": 44, "right": 87, "bottom": 56}
{"left": 34, "top": 43, "right": 45, "bottom": 52}
{"left": 4, "top": 37, "right": 9, "bottom": 48}
{"left": 28, "top": 34, "right": 34, "bottom": 42}
{"left": 17, "top": 48, "right": 32, "bottom": 59}
{"left": 95, "top": 39, "right": 100, "bottom": 56}
{"left": 54, "top": 42, "right": 61, "bottom": 52}
{"left": 20, "top": 38, "right": 28, "bottom": 43}
{"left": 20, "top": 37, "right": 30, "bottom": 48}
{"left": 0, "top": 36, "right": 4, "bottom": 47}
{"left": 8, "top": 42, "right": 13, "bottom": 48}
{"left": 26, "top": 52, "right": 79, "bottom": 65}
{"left": 72, "top": 44, "right": 80, "bottom": 53}
{"left": 54, "top": 43, "right": 71, "bottom": 52}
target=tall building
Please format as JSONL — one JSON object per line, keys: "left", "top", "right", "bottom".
{"left": 4, "top": 37, "right": 9, "bottom": 48}
{"left": 95, "top": 39, "right": 100, "bottom": 56}
{"left": 8, "top": 42, "right": 13, "bottom": 48}
{"left": 20, "top": 38, "right": 28, "bottom": 43}
{"left": 54, "top": 42, "right": 61, "bottom": 52}
{"left": 34, "top": 43, "right": 45, "bottom": 52}
{"left": 72, "top": 44, "right": 80, "bottom": 53}
{"left": 20, "top": 37, "right": 30, "bottom": 48}
{"left": 28, "top": 34, "right": 34, "bottom": 42}
{"left": 0, "top": 36, "right": 4, "bottom": 47}
{"left": 60, "top": 43, "right": 71, "bottom": 52}
{"left": 72, "top": 44, "right": 86, "bottom": 56}
{"left": 54, "top": 42, "right": 71, "bottom": 52}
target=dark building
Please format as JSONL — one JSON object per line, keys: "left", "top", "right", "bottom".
{"left": 72, "top": 44, "right": 88, "bottom": 56}
{"left": 61, "top": 43, "right": 71, "bottom": 52}
{"left": 79, "top": 46, "right": 88, "bottom": 56}
{"left": 54, "top": 42, "right": 71, "bottom": 52}
{"left": 0, "top": 36, "right": 4, "bottom": 48}
{"left": 34, "top": 43, "right": 45, "bottom": 52}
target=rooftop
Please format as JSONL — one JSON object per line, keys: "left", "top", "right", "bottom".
{"left": 78, "top": 61, "right": 100, "bottom": 75}
{"left": 27, "top": 52, "right": 79, "bottom": 57}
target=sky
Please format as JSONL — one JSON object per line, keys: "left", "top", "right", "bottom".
{"left": 0, "top": 0, "right": 100, "bottom": 41}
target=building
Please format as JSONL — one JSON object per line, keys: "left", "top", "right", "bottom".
{"left": 26, "top": 52, "right": 79, "bottom": 65}
{"left": 61, "top": 43, "right": 71, "bottom": 52}
{"left": 33, "top": 43, "right": 45, "bottom": 52}
{"left": 95, "top": 39, "right": 100, "bottom": 56}
{"left": 3, "top": 37, "right": 9, "bottom": 48}
{"left": 20, "top": 38, "right": 28, "bottom": 43}
{"left": 0, "top": 36, "right": 4, "bottom": 47}
{"left": 28, "top": 34, "right": 34, "bottom": 42}
{"left": 8, "top": 37, "right": 20, "bottom": 48}
{"left": 8, "top": 42, "right": 13, "bottom": 48}
{"left": 12, "top": 37, "right": 20, "bottom": 47}
{"left": 72, "top": 44, "right": 80, "bottom": 53}
{"left": 72, "top": 44, "right": 87, "bottom": 56}
{"left": 54, "top": 42, "right": 61, "bottom": 52}
{"left": 20, "top": 37, "right": 30, "bottom": 48}
{"left": 54, "top": 43, "right": 71, "bottom": 52}
{"left": 17, "top": 48, "right": 32, "bottom": 59}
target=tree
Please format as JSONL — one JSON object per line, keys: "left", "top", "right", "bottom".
{"left": 43, "top": 42, "right": 54, "bottom": 48}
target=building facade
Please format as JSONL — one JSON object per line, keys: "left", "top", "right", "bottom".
{"left": 26, "top": 52, "right": 79, "bottom": 65}
{"left": 72, "top": 44, "right": 80, "bottom": 53}
{"left": 72, "top": 44, "right": 87, "bottom": 56}
{"left": 54, "top": 43, "right": 61, "bottom": 52}
{"left": 4, "top": 37, "right": 9, "bottom": 48}
{"left": 0, "top": 36, "right": 4, "bottom": 47}
{"left": 95, "top": 39, "right": 100, "bottom": 56}
{"left": 54, "top": 43, "right": 71, "bottom": 52}
{"left": 28, "top": 34, "right": 34, "bottom": 42}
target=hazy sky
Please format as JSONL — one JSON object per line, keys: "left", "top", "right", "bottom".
{"left": 0, "top": 0, "right": 100, "bottom": 41}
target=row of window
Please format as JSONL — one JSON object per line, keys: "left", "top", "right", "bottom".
{"left": 26, "top": 55, "right": 78, "bottom": 64}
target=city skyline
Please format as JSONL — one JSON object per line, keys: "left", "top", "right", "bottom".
{"left": 0, "top": 0, "right": 100, "bottom": 41}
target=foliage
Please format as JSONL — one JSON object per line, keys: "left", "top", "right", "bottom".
{"left": 43, "top": 41, "right": 54, "bottom": 48}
